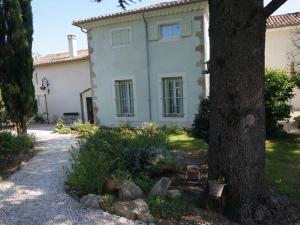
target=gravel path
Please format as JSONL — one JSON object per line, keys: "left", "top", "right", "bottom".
{"left": 0, "top": 127, "right": 140, "bottom": 225}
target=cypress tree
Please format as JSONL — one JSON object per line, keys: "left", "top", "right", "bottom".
{"left": 0, "top": 0, "right": 36, "bottom": 133}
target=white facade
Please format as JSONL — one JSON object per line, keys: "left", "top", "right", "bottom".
{"left": 265, "top": 26, "right": 300, "bottom": 110}
{"left": 33, "top": 60, "right": 92, "bottom": 123}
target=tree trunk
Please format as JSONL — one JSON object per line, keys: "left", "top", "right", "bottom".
{"left": 208, "top": 0, "right": 299, "bottom": 224}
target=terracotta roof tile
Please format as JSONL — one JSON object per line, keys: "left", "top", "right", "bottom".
{"left": 73, "top": 0, "right": 199, "bottom": 26}
{"left": 33, "top": 49, "right": 89, "bottom": 66}
{"left": 267, "top": 12, "right": 300, "bottom": 29}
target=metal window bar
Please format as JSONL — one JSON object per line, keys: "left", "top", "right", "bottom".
{"left": 115, "top": 80, "right": 134, "bottom": 117}
{"left": 162, "top": 77, "right": 184, "bottom": 117}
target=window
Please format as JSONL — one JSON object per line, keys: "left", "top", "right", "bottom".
{"left": 115, "top": 80, "right": 134, "bottom": 117}
{"left": 160, "top": 23, "right": 180, "bottom": 40}
{"left": 111, "top": 28, "right": 131, "bottom": 47}
{"left": 162, "top": 77, "right": 184, "bottom": 117}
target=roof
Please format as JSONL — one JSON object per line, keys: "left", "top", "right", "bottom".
{"left": 73, "top": 0, "right": 199, "bottom": 26}
{"left": 33, "top": 49, "right": 89, "bottom": 66}
{"left": 267, "top": 12, "right": 300, "bottom": 29}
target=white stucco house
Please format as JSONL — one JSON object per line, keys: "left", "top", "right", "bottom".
{"left": 33, "top": 35, "right": 93, "bottom": 123}
{"left": 265, "top": 12, "right": 300, "bottom": 113}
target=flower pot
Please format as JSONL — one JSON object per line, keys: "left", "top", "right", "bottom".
{"left": 209, "top": 182, "right": 225, "bottom": 197}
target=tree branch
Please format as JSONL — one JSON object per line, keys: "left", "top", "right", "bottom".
{"left": 264, "top": 0, "right": 288, "bottom": 18}
{"left": 94, "top": 0, "right": 140, "bottom": 9}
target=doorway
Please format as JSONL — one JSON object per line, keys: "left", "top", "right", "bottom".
{"left": 86, "top": 97, "right": 94, "bottom": 123}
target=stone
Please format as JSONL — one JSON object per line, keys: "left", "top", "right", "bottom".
{"left": 167, "top": 189, "right": 182, "bottom": 199}
{"left": 157, "top": 219, "right": 174, "bottom": 225}
{"left": 118, "top": 180, "right": 143, "bottom": 201}
{"left": 113, "top": 201, "right": 136, "bottom": 220}
{"left": 150, "top": 177, "right": 171, "bottom": 197}
{"left": 80, "top": 194, "right": 104, "bottom": 209}
{"left": 113, "top": 199, "right": 155, "bottom": 223}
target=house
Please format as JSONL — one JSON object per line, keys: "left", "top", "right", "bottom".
{"left": 33, "top": 35, "right": 93, "bottom": 123}
{"left": 73, "top": 0, "right": 210, "bottom": 127}
{"left": 265, "top": 12, "right": 300, "bottom": 113}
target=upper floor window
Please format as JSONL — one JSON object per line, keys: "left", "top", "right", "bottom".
{"left": 115, "top": 80, "right": 134, "bottom": 117}
{"left": 111, "top": 28, "right": 131, "bottom": 47}
{"left": 160, "top": 23, "right": 180, "bottom": 40}
{"left": 162, "top": 77, "right": 184, "bottom": 117}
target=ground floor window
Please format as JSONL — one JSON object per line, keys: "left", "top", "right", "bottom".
{"left": 162, "top": 77, "right": 184, "bottom": 117}
{"left": 115, "top": 80, "right": 134, "bottom": 117}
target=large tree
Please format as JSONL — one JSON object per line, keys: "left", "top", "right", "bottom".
{"left": 0, "top": 0, "right": 36, "bottom": 133}
{"left": 96, "top": 0, "right": 300, "bottom": 224}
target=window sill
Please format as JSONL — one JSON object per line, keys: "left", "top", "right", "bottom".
{"left": 158, "top": 37, "right": 182, "bottom": 43}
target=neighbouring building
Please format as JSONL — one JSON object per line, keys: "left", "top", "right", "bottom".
{"left": 33, "top": 35, "right": 93, "bottom": 123}
{"left": 265, "top": 12, "right": 300, "bottom": 113}
{"left": 73, "top": 0, "right": 210, "bottom": 127}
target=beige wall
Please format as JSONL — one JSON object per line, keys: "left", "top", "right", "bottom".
{"left": 33, "top": 60, "right": 91, "bottom": 123}
{"left": 266, "top": 26, "right": 300, "bottom": 110}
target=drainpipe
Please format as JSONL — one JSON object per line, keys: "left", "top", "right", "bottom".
{"left": 142, "top": 12, "right": 152, "bottom": 121}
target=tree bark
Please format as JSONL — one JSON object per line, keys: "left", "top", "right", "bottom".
{"left": 208, "top": 0, "right": 299, "bottom": 224}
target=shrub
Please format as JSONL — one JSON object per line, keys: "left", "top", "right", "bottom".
{"left": 265, "top": 69, "right": 295, "bottom": 136}
{"left": 147, "top": 196, "right": 188, "bottom": 219}
{"left": 294, "top": 115, "right": 300, "bottom": 128}
{"left": 0, "top": 132, "right": 34, "bottom": 161}
{"left": 162, "top": 123, "right": 184, "bottom": 135}
{"left": 33, "top": 113, "right": 47, "bottom": 124}
{"left": 192, "top": 97, "right": 209, "bottom": 142}
{"left": 67, "top": 144, "right": 111, "bottom": 195}
{"left": 54, "top": 120, "right": 72, "bottom": 134}
{"left": 71, "top": 122, "right": 98, "bottom": 138}
{"left": 133, "top": 174, "right": 156, "bottom": 193}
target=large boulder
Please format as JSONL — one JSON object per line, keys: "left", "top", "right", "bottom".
{"left": 80, "top": 194, "right": 104, "bottom": 209}
{"left": 113, "top": 199, "right": 155, "bottom": 223}
{"left": 150, "top": 177, "right": 171, "bottom": 197}
{"left": 118, "top": 180, "right": 143, "bottom": 201}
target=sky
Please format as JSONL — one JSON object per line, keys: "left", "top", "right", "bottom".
{"left": 32, "top": 0, "right": 300, "bottom": 56}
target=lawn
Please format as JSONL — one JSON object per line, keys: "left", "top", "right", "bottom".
{"left": 168, "top": 132, "right": 300, "bottom": 207}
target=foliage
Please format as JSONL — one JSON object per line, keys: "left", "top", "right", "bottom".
{"left": 265, "top": 69, "right": 295, "bottom": 136}
{"left": 291, "top": 72, "right": 300, "bottom": 88}
{"left": 71, "top": 122, "right": 98, "bottom": 138}
{"left": 294, "top": 116, "right": 300, "bottom": 128}
{"left": 209, "top": 177, "right": 226, "bottom": 184}
{"left": 133, "top": 174, "right": 156, "bottom": 193}
{"left": 0, "top": 0, "right": 37, "bottom": 134}
{"left": 67, "top": 144, "right": 111, "bottom": 195}
{"left": 33, "top": 113, "right": 47, "bottom": 124}
{"left": 53, "top": 120, "right": 72, "bottom": 134}
{"left": 162, "top": 123, "right": 184, "bottom": 135}
{"left": 147, "top": 196, "right": 188, "bottom": 219}
{"left": 103, "top": 194, "right": 115, "bottom": 208}
{"left": 0, "top": 132, "right": 34, "bottom": 161}
{"left": 192, "top": 98, "right": 210, "bottom": 142}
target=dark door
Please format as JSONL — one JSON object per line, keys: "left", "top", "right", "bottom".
{"left": 86, "top": 97, "right": 94, "bottom": 123}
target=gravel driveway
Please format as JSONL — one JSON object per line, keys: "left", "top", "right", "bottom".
{"left": 0, "top": 126, "right": 139, "bottom": 225}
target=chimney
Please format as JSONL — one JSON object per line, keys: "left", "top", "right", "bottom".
{"left": 68, "top": 35, "right": 78, "bottom": 58}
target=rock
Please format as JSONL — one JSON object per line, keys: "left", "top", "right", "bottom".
{"left": 113, "top": 201, "right": 136, "bottom": 220}
{"left": 118, "top": 180, "right": 143, "bottom": 201}
{"left": 167, "top": 189, "right": 182, "bottom": 199}
{"left": 80, "top": 194, "right": 104, "bottom": 209}
{"left": 150, "top": 177, "right": 171, "bottom": 197}
{"left": 113, "top": 199, "right": 155, "bottom": 223}
{"left": 157, "top": 219, "right": 174, "bottom": 225}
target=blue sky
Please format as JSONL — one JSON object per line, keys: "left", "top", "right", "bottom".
{"left": 32, "top": 0, "right": 300, "bottom": 56}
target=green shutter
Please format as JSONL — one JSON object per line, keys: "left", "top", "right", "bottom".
{"left": 148, "top": 25, "right": 159, "bottom": 41}
{"left": 180, "top": 19, "right": 192, "bottom": 37}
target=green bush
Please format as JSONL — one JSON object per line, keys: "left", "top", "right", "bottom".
{"left": 53, "top": 120, "right": 72, "bottom": 134}
{"left": 0, "top": 132, "right": 34, "bottom": 161}
{"left": 162, "top": 123, "right": 184, "bottom": 135}
{"left": 33, "top": 113, "right": 47, "bottom": 124}
{"left": 192, "top": 97, "right": 209, "bottom": 142}
{"left": 71, "top": 122, "right": 98, "bottom": 138}
{"left": 265, "top": 69, "right": 295, "bottom": 136}
{"left": 147, "top": 196, "right": 188, "bottom": 219}
{"left": 133, "top": 174, "right": 156, "bottom": 193}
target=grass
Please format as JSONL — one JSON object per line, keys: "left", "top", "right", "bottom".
{"left": 168, "top": 132, "right": 300, "bottom": 207}
{"left": 168, "top": 132, "right": 208, "bottom": 153}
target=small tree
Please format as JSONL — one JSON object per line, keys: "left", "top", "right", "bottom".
{"left": 0, "top": 0, "right": 36, "bottom": 133}
{"left": 192, "top": 97, "right": 209, "bottom": 142}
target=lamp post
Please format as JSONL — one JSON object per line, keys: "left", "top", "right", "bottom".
{"left": 40, "top": 77, "right": 50, "bottom": 124}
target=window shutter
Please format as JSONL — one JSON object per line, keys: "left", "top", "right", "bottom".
{"left": 148, "top": 25, "right": 159, "bottom": 41}
{"left": 180, "top": 20, "right": 192, "bottom": 37}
